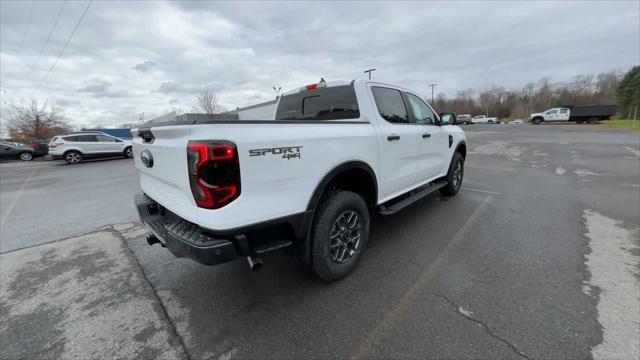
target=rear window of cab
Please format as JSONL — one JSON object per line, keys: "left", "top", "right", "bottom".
{"left": 275, "top": 85, "right": 360, "bottom": 121}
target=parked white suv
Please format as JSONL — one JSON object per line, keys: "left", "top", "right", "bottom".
{"left": 49, "top": 132, "right": 133, "bottom": 164}
{"left": 133, "top": 79, "right": 467, "bottom": 281}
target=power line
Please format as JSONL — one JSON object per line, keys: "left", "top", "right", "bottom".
{"left": 40, "top": 0, "right": 92, "bottom": 87}
{"left": 27, "top": 0, "right": 68, "bottom": 80}
{"left": 18, "top": 0, "right": 36, "bottom": 55}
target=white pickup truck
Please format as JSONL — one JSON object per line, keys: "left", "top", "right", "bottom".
{"left": 529, "top": 105, "right": 616, "bottom": 124}
{"left": 133, "top": 79, "right": 467, "bottom": 281}
{"left": 470, "top": 115, "right": 499, "bottom": 124}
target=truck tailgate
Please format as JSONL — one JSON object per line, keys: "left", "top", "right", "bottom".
{"left": 132, "top": 125, "right": 198, "bottom": 223}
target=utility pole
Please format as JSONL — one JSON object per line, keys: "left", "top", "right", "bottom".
{"left": 364, "top": 68, "right": 376, "bottom": 80}
{"left": 428, "top": 83, "right": 437, "bottom": 104}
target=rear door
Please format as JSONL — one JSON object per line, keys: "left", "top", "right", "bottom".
{"left": 404, "top": 92, "right": 446, "bottom": 181}
{"left": 370, "top": 86, "right": 420, "bottom": 198}
{"left": 558, "top": 108, "right": 570, "bottom": 121}
{"left": 74, "top": 134, "right": 99, "bottom": 153}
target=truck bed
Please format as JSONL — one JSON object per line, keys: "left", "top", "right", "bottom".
{"left": 569, "top": 105, "right": 617, "bottom": 118}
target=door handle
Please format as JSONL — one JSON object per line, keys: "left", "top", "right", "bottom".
{"left": 422, "top": 133, "right": 431, "bottom": 138}
{"left": 387, "top": 135, "right": 400, "bottom": 141}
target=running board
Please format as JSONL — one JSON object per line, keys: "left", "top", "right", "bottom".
{"left": 378, "top": 181, "right": 448, "bottom": 215}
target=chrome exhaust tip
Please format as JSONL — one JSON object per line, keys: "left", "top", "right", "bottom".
{"left": 246, "top": 256, "right": 263, "bottom": 271}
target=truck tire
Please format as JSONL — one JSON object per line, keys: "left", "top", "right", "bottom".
{"left": 440, "top": 153, "right": 464, "bottom": 196}
{"left": 531, "top": 117, "right": 543, "bottom": 125}
{"left": 576, "top": 119, "right": 584, "bottom": 124}
{"left": 311, "top": 190, "right": 370, "bottom": 282}
{"left": 587, "top": 117, "right": 598, "bottom": 124}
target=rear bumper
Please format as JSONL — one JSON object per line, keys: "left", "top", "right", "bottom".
{"left": 135, "top": 193, "right": 238, "bottom": 265}
{"left": 134, "top": 193, "right": 312, "bottom": 266}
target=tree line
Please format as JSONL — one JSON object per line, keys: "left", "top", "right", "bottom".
{"left": 432, "top": 67, "right": 639, "bottom": 120}
{"left": 3, "top": 67, "right": 639, "bottom": 140}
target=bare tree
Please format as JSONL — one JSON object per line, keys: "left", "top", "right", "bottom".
{"left": 7, "top": 95, "right": 72, "bottom": 139}
{"left": 195, "top": 89, "right": 223, "bottom": 114}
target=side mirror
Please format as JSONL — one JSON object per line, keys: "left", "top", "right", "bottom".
{"left": 440, "top": 113, "right": 456, "bottom": 125}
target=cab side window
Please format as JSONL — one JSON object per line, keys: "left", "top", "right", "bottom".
{"left": 75, "top": 135, "right": 98, "bottom": 142}
{"left": 406, "top": 93, "right": 436, "bottom": 125}
{"left": 547, "top": 109, "right": 558, "bottom": 115}
{"left": 371, "top": 86, "right": 410, "bottom": 124}
{"left": 96, "top": 135, "right": 117, "bottom": 142}
{"left": 559, "top": 109, "right": 568, "bottom": 114}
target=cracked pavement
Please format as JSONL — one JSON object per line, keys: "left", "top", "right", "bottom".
{"left": 1, "top": 124, "right": 638, "bottom": 359}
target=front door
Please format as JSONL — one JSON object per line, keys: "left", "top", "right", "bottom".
{"left": 370, "top": 86, "right": 420, "bottom": 198}
{"left": 404, "top": 93, "right": 446, "bottom": 181}
{"left": 95, "top": 134, "right": 122, "bottom": 153}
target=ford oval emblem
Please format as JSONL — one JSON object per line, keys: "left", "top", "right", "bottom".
{"left": 141, "top": 150, "right": 154, "bottom": 168}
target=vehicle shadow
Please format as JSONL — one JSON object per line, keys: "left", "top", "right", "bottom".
{"left": 131, "top": 190, "right": 487, "bottom": 358}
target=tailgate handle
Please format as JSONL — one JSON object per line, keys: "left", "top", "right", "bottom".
{"left": 387, "top": 135, "right": 400, "bottom": 141}
{"left": 422, "top": 133, "right": 431, "bottom": 138}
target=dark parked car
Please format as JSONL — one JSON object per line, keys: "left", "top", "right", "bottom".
{"left": 30, "top": 140, "right": 49, "bottom": 157}
{"left": 0, "top": 143, "right": 34, "bottom": 161}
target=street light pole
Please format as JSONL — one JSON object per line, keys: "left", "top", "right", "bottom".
{"left": 364, "top": 68, "right": 376, "bottom": 80}
{"left": 428, "top": 83, "right": 438, "bottom": 104}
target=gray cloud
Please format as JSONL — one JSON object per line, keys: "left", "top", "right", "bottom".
{"left": 77, "top": 80, "right": 129, "bottom": 98}
{"left": 157, "top": 81, "right": 201, "bottom": 94}
{"left": 133, "top": 60, "right": 156, "bottom": 73}
{"left": 78, "top": 81, "right": 112, "bottom": 93}
{"left": 0, "top": 0, "right": 637, "bottom": 128}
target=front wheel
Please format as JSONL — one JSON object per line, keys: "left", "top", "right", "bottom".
{"left": 531, "top": 117, "right": 543, "bottom": 125}
{"left": 440, "top": 153, "right": 464, "bottom": 196}
{"left": 311, "top": 191, "right": 370, "bottom": 282}
{"left": 19, "top": 152, "right": 33, "bottom": 161}
{"left": 488, "top": 120, "right": 494, "bottom": 124}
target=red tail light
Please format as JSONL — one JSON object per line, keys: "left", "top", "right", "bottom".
{"left": 31, "top": 144, "right": 38, "bottom": 150}
{"left": 187, "top": 141, "right": 240, "bottom": 209}
{"left": 49, "top": 142, "right": 63, "bottom": 148}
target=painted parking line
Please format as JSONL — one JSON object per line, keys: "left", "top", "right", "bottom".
{"left": 462, "top": 187, "right": 501, "bottom": 195}
{"left": 0, "top": 165, "right": 37, "bottom": 228}
{"left": 466, "top": 165, "right": 516, "bottom": 172}
{"left": 623, "top": 146, "right": 640, "bottom": 158}
{"left": 351, "top": 195, "right": 494, "bottom": 359}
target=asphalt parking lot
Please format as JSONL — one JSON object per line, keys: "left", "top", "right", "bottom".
{"left": 1, "top": 124, "right": 638, "bottom": 359}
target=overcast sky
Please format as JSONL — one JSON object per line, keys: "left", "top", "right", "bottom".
{"left": 1, "top": 0, "right": 638, "bottom": 129}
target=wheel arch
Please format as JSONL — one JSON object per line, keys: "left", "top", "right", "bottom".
{"left": 62, "top": 148, "right": 83, "bottom": 156}
{"left": 306, "top": 161, "right": 378, "bottom": 212}
{"left": 455, "top": 140, "right": 467, "bottom": 159}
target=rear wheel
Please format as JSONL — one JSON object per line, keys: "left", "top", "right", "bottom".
{"left": 440, "top": 153, "right": 464, "bottom": 196}
{"left": 19, "top": 152, "right": 33, "bottom": 161}
{"left": 587, "top": 117, "right": 598, "bottom": 124}
{"left": 124, "top": 146, "right": 133, "bottom": 158}
{"left": 311, "top": 191, "right": 370, "bottom": 282}
{"left": 488, "top": 120, "right": 494, "bottom": 124}
{"left": 64, "top": 151, "right": 82, "bottom": 164}
{"left": 576, "top": 119, "right": 584, "bottom": 124}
